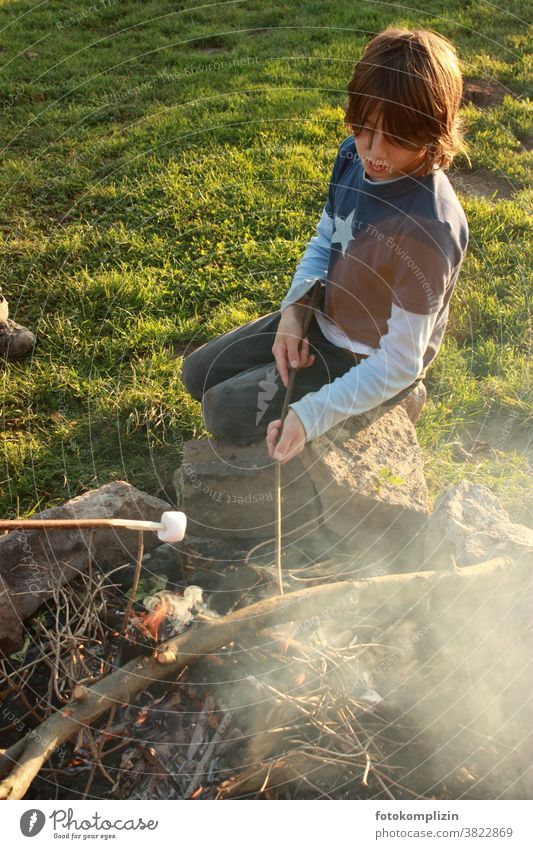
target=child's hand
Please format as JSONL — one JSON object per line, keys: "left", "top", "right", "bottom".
{"left": 272, "top": 307, "right": 315, "bottom": 388}
{"left": 266, "top": 410, "right": 307, "bottom": 464}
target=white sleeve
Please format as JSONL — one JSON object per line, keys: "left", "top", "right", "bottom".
{"left": 289, "top": 304, "right": 436, "bottom": 441}
{"left": 280, "top": 207, "right": 333, "bottom": 311}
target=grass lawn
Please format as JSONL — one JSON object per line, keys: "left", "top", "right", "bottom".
{"left": 0, "top": 0, "right": 531, "bottom": 522}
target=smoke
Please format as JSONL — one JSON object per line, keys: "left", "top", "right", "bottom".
{"left": 192, "top": 533, "right": 532, "bottom": 799}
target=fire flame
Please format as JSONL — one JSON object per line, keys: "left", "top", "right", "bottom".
{"left": 142, "top": 598, "right": 172, "bottom": 641}
{"left": 141, "top": 587, "right": 202, "bottom": 642}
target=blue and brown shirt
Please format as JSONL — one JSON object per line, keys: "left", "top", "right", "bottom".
{"left": 280, "top": 134, "right": 468, "bottom": 441}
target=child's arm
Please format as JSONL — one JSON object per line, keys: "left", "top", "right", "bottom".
{"left": 268, "top": 305, "right": 436, "bottom": 461}
{"left": 282, "top": 215, "right": 465, "bottom": 446}
{"left": 288, "top": 304, "right": 436, "bottom": 441}
{"left": 279, "top": 207, "right": 333, "bottom": 311}
{"left": 270, "top": 206, "right": 333, "bottom": 387}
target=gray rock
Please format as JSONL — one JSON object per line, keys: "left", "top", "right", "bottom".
{"left": 174, "top": 438, "right": 320, "bottom": 539}
{"left": 174, "top": 406, "right": 428, "bottom": 567}
{"left": 424, "top": 481, "right": 533, "bottom": 568}
{"left": 299, "top": 406, "right": 429, "bottom": 556}
{"left": 0, "top": 481, "right": 171, "bottom": 651}
{"left": 0, "top": 573, "right": 23, "bottom": 655}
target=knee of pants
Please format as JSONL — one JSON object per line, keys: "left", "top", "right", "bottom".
{"left": 202, "top": 384, "right": 256, "bottom": 444}
{"left": 202, "top": 385, "right": 233, "bottom": 441}
{"left": 181, "top": 349, "right": 207, "bottom": 401}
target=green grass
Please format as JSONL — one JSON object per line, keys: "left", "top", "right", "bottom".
{"left": 0, "top": 0, "right": 531, "bottom": 521}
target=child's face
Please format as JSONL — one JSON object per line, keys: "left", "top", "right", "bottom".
{"left": 353, "top": 113, "right": 428, "bottom": 181}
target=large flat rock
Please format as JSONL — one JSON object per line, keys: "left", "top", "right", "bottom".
{"left": 299, "top": 406, "right": 429, "bottom": 553}
{"left": 174, "top": 438, "right": 320, "bottom": 539}
{"left": 174, "top": 405, "right": 429, "bottom": 563}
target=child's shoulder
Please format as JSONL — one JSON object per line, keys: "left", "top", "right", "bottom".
{"left": 423, "top": 169, "right": 469, "bottom": 247}
{"left": 339, "top": 134, "right": 356, "bottom": 154}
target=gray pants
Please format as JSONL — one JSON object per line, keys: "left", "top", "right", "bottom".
{"left": 182, "top": 311, "right": 419, "bottom": 445}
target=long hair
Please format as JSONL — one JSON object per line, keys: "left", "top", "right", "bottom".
{"left": 344, "top": 28, "right": 469, "bottom": 172}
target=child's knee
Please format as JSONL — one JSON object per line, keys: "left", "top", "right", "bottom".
{"left": 181, "top": 350, "right": 206, "bottom": 400}
{"left": 202, "top": 385, "right": 231, "bottom": 439}
{"left": 202, "top": 384, "right": 257, "bottom": 444}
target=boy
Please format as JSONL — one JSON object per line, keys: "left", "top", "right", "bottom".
{"left": 182, "top": 27, "right": 469, "bottom": 464}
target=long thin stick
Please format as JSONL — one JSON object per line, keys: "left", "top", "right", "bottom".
{"left": 122, "top": 530, "right": 145, "bottom": 635}
{"left": 0, "top": 518, "right": 163, "bottom": 532}
{"left": 275, "top": 279, "right": 323, "bottom": 596}
{"left": 117, "top": 531, "right": 145, "bottom": 667}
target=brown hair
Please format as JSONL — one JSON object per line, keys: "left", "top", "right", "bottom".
{"left": 344, "top": 28, "right": 468, "bottom": 172}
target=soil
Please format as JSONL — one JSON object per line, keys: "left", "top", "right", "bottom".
{"left": 462, "top": 415, "right": 532, "bottom": 464}
{"left": 518, "top": 135, "right": 533, "bottom": 152}
{"left": 462, "top": 77, "right": 515, "bottom": 108}
{"left": 448, "top": 168, "right": 515, "bottom": 201}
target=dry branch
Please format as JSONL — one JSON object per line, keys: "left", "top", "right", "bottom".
{"left": 0, "top": 555, "right": 524, "bottom": 800}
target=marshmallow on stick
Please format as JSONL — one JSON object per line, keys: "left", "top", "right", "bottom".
{"left": 0, "top": 510, "right": 187, "bottom": 543}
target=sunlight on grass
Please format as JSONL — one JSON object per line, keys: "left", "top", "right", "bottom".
{"left": 0, "top": 0, "right": 531, "bottom": 520}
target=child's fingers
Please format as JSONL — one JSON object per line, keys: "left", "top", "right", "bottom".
{"left": 266, "top": 420, "right": 281, "bottom": 459}
{"left": 299, "top": 337, "right": 309, "bottom": 367}
{"left": 300, "top": 338, "right": 315, "bottom": 368}
{"left": 286, "top": 337, "right": 301, "bottom": 370}
{"left": 266, "top": 419, "right": 281, "bottom": 445}
{"left": 274, "top": 432, "right": 299, "bottom": 463}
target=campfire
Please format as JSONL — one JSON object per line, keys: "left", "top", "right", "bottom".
{"left": 0, "top": 482, "right": 530, "bottom": 801}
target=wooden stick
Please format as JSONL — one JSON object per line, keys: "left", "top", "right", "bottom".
{"left": 0, "top": 518, "right": 163, "bottom": 532}
{"left": 275, "top": 280, "right": 324, "bottom": 597}
{"left": 122, "top": 531, "right": 145, "bottom": 636}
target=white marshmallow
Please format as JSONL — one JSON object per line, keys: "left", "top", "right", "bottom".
{"left": 157, "top": 511, "right": 187, "bottom": 543}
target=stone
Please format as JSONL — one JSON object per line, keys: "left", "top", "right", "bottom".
{"left": 174, "top": 406, "right": 429, "bottom": 568}
{"left": 298, "top": 406, "right": 429, "bottom": 558}
{"left": 0, "top": 573, "right": 23, "bottom": 655}
{"left": 424, "top": 481, "right": 533, "bottom": 568}
{"left": 0, "top": 481, "right": 171, "bottom": 651}
{"left": 174, "top": 438, "right": 320, "bottom": 539}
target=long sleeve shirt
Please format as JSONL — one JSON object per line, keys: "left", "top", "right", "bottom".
{"left": 280, "top": 135, "right": 468, "bottom": 441}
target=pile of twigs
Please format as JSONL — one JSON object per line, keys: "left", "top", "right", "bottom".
{"left": 0, "top": 562, "right": 129, "bottom": 731}
{"left": 0, "top": 552, "right": 525, "bottom": 800}
{"left": 102, "top": 629, "right": 424, "bottom": 801}
{"left": 214, "top": 633, "right": 426, "bottom": 799}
